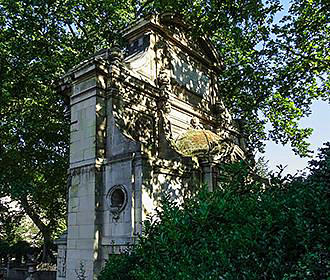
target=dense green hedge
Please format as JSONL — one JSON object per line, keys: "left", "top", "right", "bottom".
{"left": 99, "top": 144, "right": 330, "bottom": 280}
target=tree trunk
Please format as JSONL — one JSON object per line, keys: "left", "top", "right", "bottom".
{"left": 41, "top": 231, "right": 54, "bottom": 263}
{"left": 20, "top": 197, "right": 54, "bottom": 263}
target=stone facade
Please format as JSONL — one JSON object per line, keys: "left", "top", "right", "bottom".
{"left": 57, "top": 13, "right": 246, "bottom": 280}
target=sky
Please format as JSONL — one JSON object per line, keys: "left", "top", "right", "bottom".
{"left": 260, "top": 100, "right": 330, "bottom": 175}
{"left": 258, "top": 0, "right": 330, "bottom": 175}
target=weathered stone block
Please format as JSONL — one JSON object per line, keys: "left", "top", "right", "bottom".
{"left": 67, "top": 239, "right": 77, "bottom": 249}
{"left": 76, "top": 239, "right": 95, "bottom": 250}
{"left": 79, "top": 225, "right": 95, "bottom": 239}
{"left": 83, "top": 147, "right": 95, "bottom": 160}
{"left": 73, "top": 77, "right": 97, "bottom": 95}
{"left": 68, "top": 213, "right": 77, "bottom": 226}
{"left": 111, "top": 222, "right": 132, "bottom": 236}
{"left": 77, "top": 211, "right": 95, "bottom": 225}
{"left": 69, "top": 197, "right": 79, "bottom": 212}
{"left": 68, "top": 225, "right": 79, "bottom": 239}
{"left": 79, "top": 195, "right": 95, "bottom": 212}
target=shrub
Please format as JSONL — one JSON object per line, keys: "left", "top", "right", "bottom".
{"left": 98, "top": 145, "right": 330, "bottom": 280}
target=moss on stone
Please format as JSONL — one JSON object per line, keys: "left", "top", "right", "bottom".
{"left": 174, "top": 129, "right": 221, "bottom": 157}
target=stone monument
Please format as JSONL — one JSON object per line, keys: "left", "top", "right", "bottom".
{"left": 56, "top": 13, "right": 246, "bottom": 280}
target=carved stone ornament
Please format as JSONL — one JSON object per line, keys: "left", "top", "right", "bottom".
{"left": 190, "top": 117, "right": 203, "bottom": 129}
{"left": 157, "top": 68, "right": 170, "bottom": 90}
{"left": 106, "top": 185, "right": 128, "bottom": 220}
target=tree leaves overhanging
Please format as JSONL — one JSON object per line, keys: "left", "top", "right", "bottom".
{"left": 0, "top": 0, "right": 329, "bottom": 260}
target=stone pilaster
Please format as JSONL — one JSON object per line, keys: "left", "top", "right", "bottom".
{"left": 65, "top": 55, "right": 108, "bottom": 280}
{"left": 200, "top": 159, "right": 218, "bottom": 192}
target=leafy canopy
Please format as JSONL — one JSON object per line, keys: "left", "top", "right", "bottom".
{"left": 0, "top": 0, "right": 329, "bottom": 259}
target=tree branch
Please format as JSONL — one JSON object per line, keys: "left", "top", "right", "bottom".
{"left": 20, "top": 196, "right": 48, "bottom": 234}
{"left": 66, "top": 22, "right": 77, "bottom": 38}
{"left": 275, "top": 42, "right": 330, "bottom": 68}
{"left": 72, "top": 17, "right": 89, "bottom": 39}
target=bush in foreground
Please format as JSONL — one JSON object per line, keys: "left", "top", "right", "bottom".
{"left": 99, "top": 144, "right": 330, "bottom": 280}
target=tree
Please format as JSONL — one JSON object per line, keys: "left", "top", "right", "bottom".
{"left": 0, "top": 199, "right": 24, "bottom": 263}
{"left": 0, "top": 200, "right": 40, "bottom": 264}
{"left": 137, "top": 0, "right": 329, "bottom": 155}
{"left": 98, "top": 144, "right": 330, "bottom": 280}
{"left": 0, "top": 0, "right": 134, "bottom": 261}
{"left": 0, "top": 1, "right": 70, "bottom": 261}
{"left": 306, "top": 142, "right": 330, "bottom": 187}
{"left": 268, "top": 0, "right": 330, "bottom": 155}
{"left": 0, "top": 0, "right": 328, "bottom": 261}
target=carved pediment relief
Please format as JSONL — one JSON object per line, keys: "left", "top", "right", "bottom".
{"left": 122, "top": 13, "right": 222, "bottom": 88}
{"left": 170, "top": 50, "right": 211, "bottom": 97}
{"left": 158, "top": 13, "right": 222, "bottom": 71}
{"left": 116, "top": 14, "right": 242, "bottom": 160}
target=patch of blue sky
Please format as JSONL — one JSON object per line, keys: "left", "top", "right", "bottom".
{"left": 257, "top": 0, "right": 330, "bottom": 175}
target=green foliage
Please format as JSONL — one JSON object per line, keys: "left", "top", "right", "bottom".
{"left": 307, "top": 142, "right": 330, "bottom": 186}
{"left": 99, "top": 254, "right": 138, "bottom": 280}
{"left": 139, "top": 0, "right": 329, "bottom": 155}
{"left": 0, "top": 240, "right": 10, "bottom": 260}
{"left": 0, "top": 0, "right": 134, "bottom": 260}
{"left": 0, "top": 200, "right": 40, "bottom": 262}
{"left": 99, "top": 144, "right": 330, "bottom": 280}
{"left": 0, "top": 0, "right": 328, "bottom": 261}
{"left": 75, "top": 261, "right": 87, "bottom": 280}
{"left": 0, "top": 199, "right": 23, "bottom": 244}
{"left": 267, "top": 0, "right": 330, "bottom": 155}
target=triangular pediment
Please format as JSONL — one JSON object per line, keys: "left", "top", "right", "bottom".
{"left": 158, "top": 13, "right": 222, "bottom": 70}
{"left": 122, "top": 13, "right": 222, "bottom": 73}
